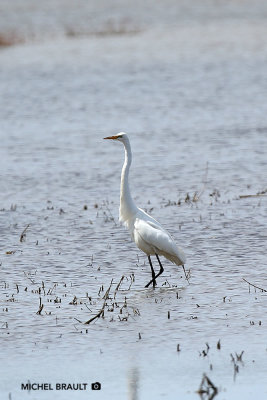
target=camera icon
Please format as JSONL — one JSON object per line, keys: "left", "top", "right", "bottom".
{"left": 91, "top": 382, "right": 101, "bottom": 390}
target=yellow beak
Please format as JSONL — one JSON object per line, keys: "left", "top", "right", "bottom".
{"left": 103, "top": 135, "right": 118, "bottom": 140}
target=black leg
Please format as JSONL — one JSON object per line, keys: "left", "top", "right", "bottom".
{"left": 145, "top": 254, "right": 164, "bottom": 288}
{"left": 145, "top": 255, "right": 156, "bottom": 288}
{"left": 155, "top": 254, "right": 164, "bottom": 280}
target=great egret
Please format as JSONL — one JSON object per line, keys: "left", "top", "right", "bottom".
{"left": 104, "top": 133, "right": 186, "bottom": 288}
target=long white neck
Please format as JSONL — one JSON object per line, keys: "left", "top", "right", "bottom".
{"left": 119, "top": 138, "right": 138, "bottom": 225}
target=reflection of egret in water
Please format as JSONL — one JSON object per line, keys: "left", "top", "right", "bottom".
{"left": 128, "top": 367, "right": 139, "bottom": 400}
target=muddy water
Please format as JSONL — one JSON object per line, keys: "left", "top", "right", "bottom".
{"left": 1, "top": 1, "right": 267, "bottom": 399}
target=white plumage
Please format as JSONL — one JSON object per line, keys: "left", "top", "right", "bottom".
{"left": 104, "top": 132, "right": 186, "bottom": 288}
{"left": 133, "top": 216, "right": 186, "bottom": 265}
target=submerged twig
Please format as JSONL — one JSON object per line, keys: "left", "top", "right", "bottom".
{"left": 183, "top": 265, "right": 191, "bottom": 283}
{"left": 128, "top": 273, "right": 135, "bottom": 290}
{"left": 20, "top": 224, "right": 30, "bottom": 242}
{"left": 84, "top": 280, "right": 113, "bottom": 325}
{"left": 23, "top": 271, "right": 35, "bottom": 284}
{"left": 47, "top": 284, "right": 57, "bottom": 295}
{"left": 36, "top": 298, "right": 44, "bottom": 315}
{"left": 239, "top": 189, "right": 267, "bottom": 199}
{"left": 114, "top": 275, "right": 124, "bottom": 299}
{"left": 197, "top": 373, "right": 218, "bottom": 399}
{"left": 230, "top": 351, "right": 244, "bottom": 380}
{"left": 242, "top": 277, "right": 267, "bottom": 293}
{"left": 193, "top": 162, "right": 209, "bottom": 202}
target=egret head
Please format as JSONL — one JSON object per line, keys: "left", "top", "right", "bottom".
{"left": 103, "top": 132, "right": 128, "bottom": 143}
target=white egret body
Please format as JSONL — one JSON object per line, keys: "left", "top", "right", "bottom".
{"left": 104, "top": 133, "right": 186, "bottom": 287}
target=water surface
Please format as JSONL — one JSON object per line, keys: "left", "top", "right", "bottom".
{"left": 0, "top": 1, "right": 267, "bottom": 399}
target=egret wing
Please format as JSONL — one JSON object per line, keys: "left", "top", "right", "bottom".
{"left": 134, "top": 218, "right": 177, "bottom": 256}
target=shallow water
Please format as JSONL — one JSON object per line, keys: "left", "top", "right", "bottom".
{"left": 1, "top": 1, "right": 267, "bottom": 399}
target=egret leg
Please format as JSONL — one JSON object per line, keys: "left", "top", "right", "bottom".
{"left": 146, "top": 255, "right": 156, "bottom": 288}
{"left": 145, "top": 254, "right": 164, "bottom": 288}
{"left": 155, "top": 254, "right": 164, "bottom": 279}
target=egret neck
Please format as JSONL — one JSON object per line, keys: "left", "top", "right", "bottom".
{"left": 119, "top": 137, "right": 138, "bottom": 226}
